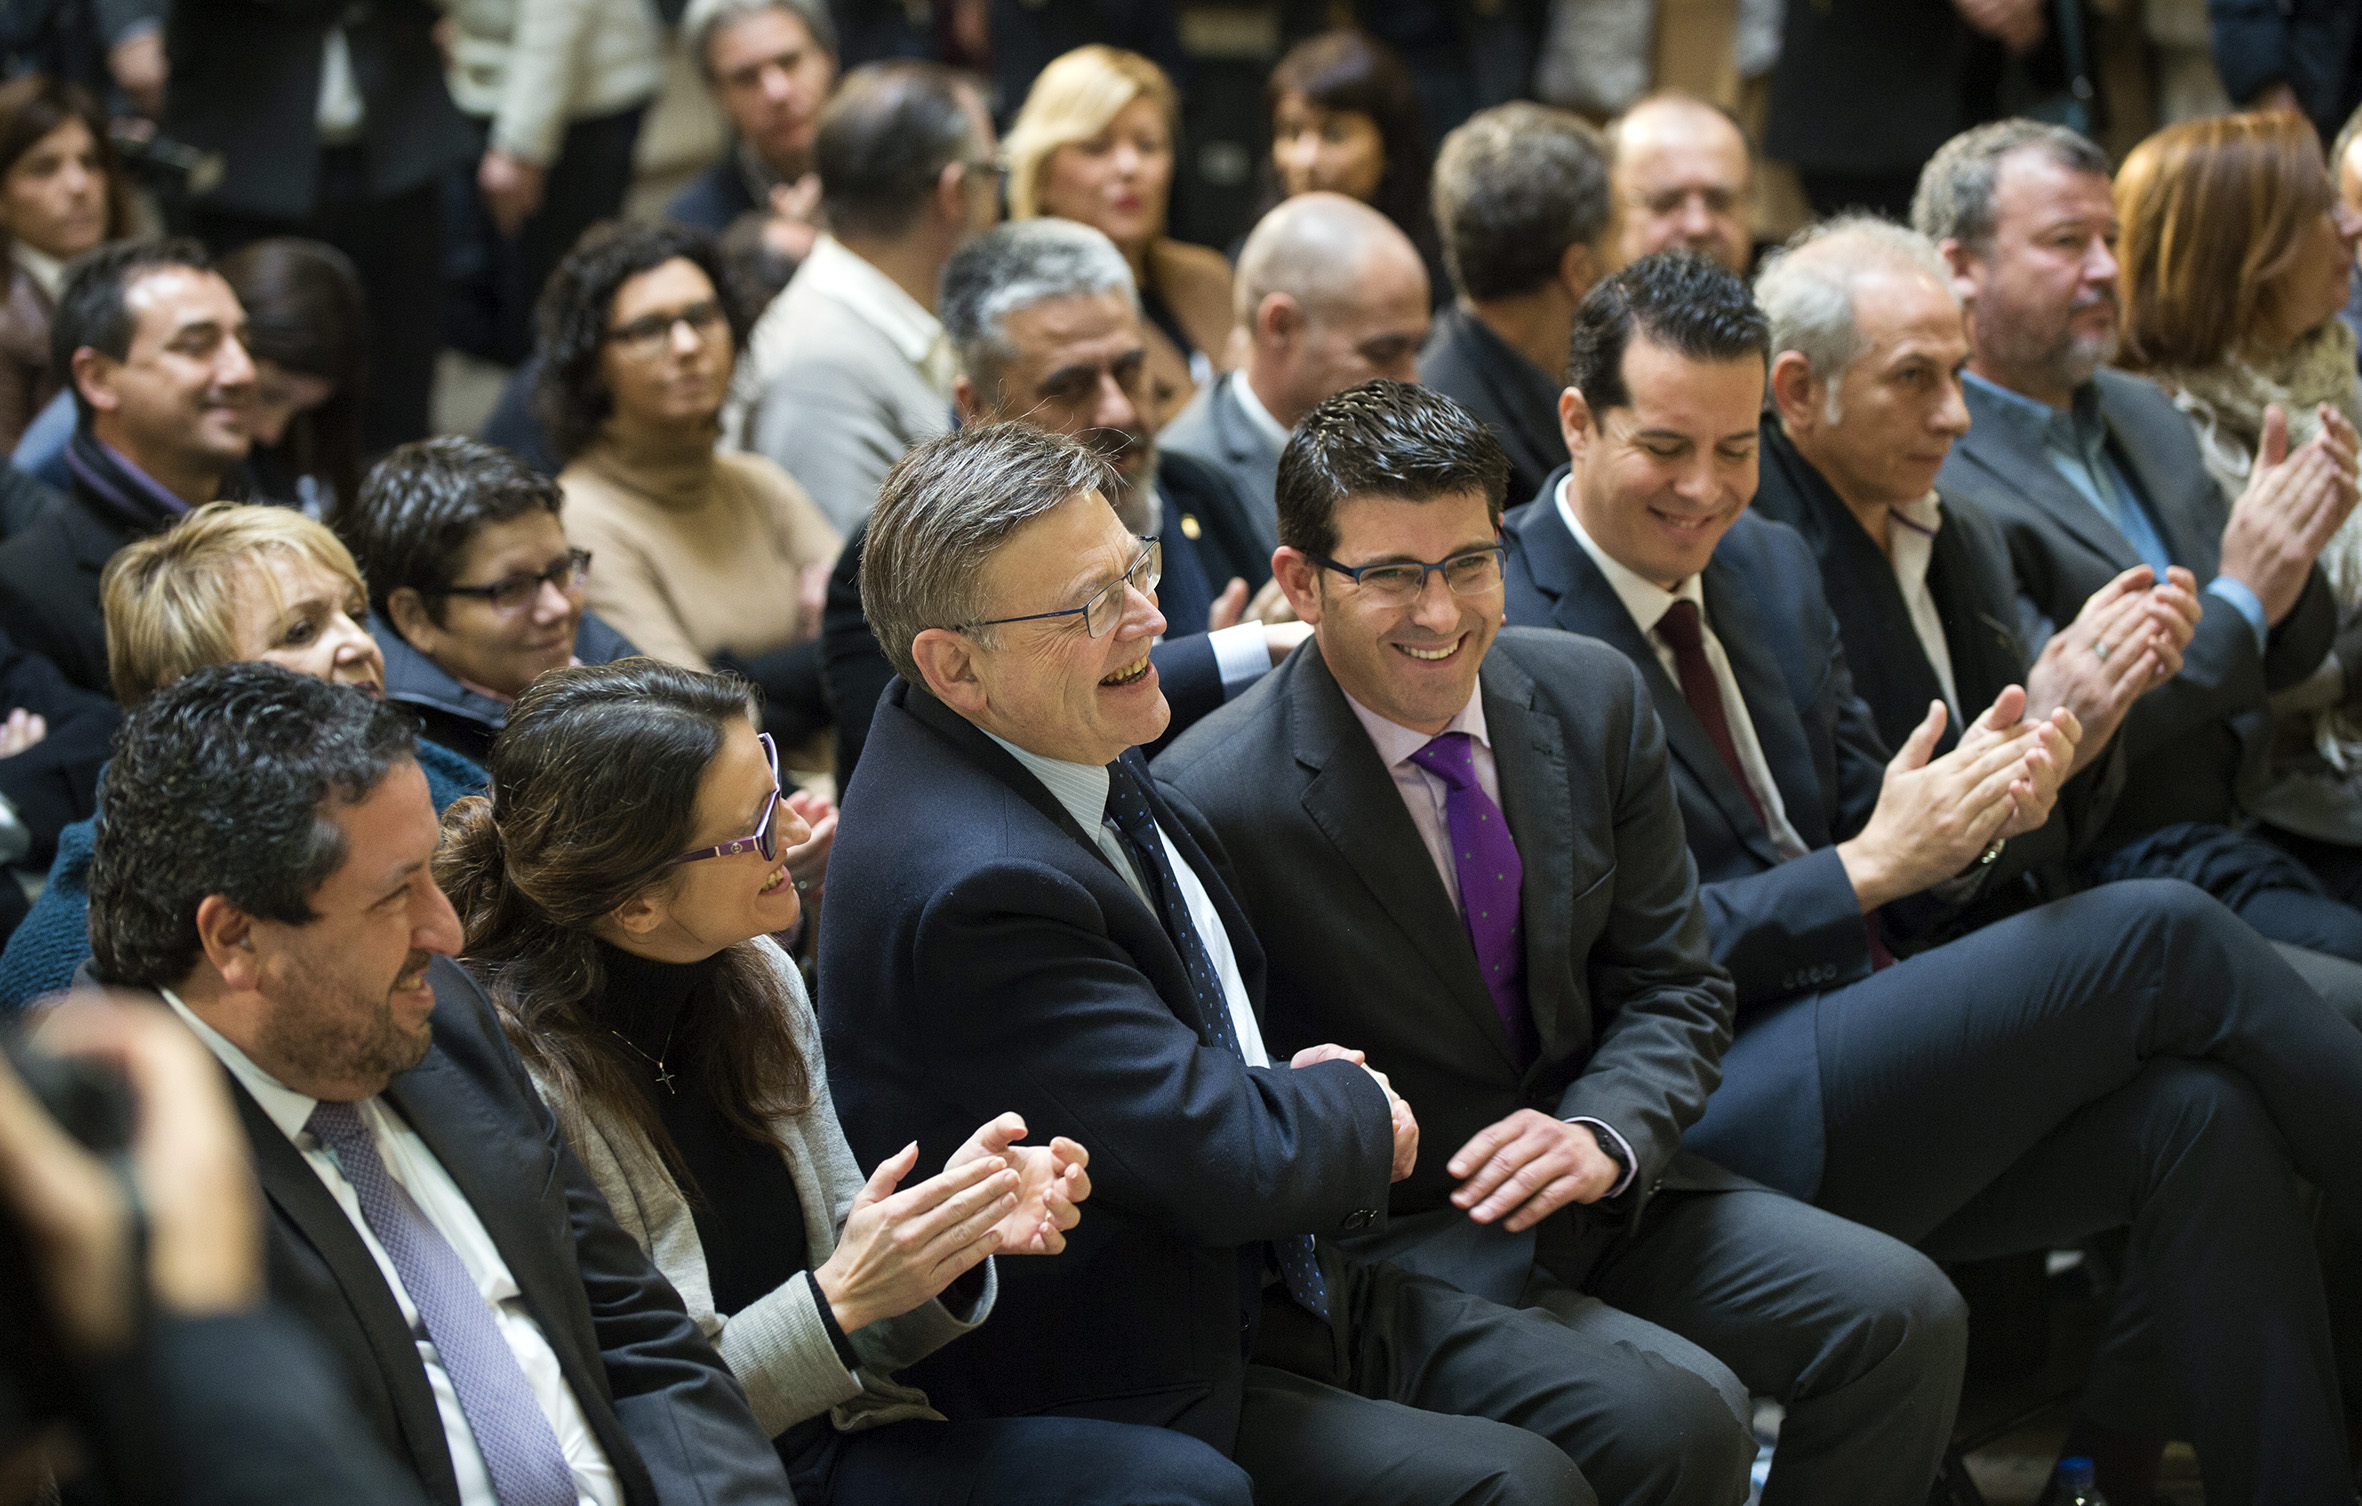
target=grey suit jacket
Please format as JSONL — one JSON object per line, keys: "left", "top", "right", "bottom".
{"left": 1153, "top": 630, "right": 1747, "bottom": 1304}
{"left": 1936, "top": 368, "right": 2337, "bottom": 846}
{"left": 1158, "top": 371, "right": 1281, "bottom": 559}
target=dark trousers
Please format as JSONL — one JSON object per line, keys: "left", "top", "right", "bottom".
{"left": 1689, "top": 878, "right": 2362, "bottom": 1505}
{"left": 189, "top": 152, "right": 443, "bottom": 453}
{"left": 789, "top": 1413, "right": 1253, "bottom": 1506}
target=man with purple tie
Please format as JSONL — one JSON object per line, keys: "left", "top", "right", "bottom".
{"left": 1153, "top": 379, "right": 1972, "bottom": 1505}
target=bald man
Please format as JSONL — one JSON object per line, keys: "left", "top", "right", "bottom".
{"left": 1160, "top": 192, "right": 1431, "bottom": 551}
{"left": 1604, "top": 95, "right": 1754, "bottom": 275}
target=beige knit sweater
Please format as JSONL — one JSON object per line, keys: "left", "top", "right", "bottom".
{"left": 559, "top": 420, "right": 843, "bottom": 673}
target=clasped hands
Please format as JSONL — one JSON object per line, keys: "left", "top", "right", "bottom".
{"left": 814, "top": 1112, "right": 1089, "bottom": 1335}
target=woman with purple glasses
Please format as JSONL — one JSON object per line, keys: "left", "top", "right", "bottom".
{"left": 437, "top": 656, "right": 1254, "bottom": 1505}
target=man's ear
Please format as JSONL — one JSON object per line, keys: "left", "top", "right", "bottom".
{"left": 1256, "top": 291, "right": 1301, "bottom": 350}
{"left": 385, "top": 587, "right": 439, "bottom": 653}
{"left": 1937, "top": 237, "right": 1979, "bottom": 306}
{"left": 69, "top": 346, "right": 120, "bottom": 416}
{"left": 910, "top": 626, "right": 987, "bottom": 715}
{"left": 1270, "top": 546, "right": 1325, "bottom": 627}
{"left": 193, "top": 894, "right": 262, "bottom": 992}
{"left": 932, "top": 159, "right": 968, "bottom": 228}
{"left": 952, "top": 373, "right": 987, "bottom": 426}
{"left": 1558, "top": 241, "right": 1598, "bottom": 307}
{"left": 1767, "top": 350, "right": 1821, "bottom": 432}
{"left": 1558, "top": 385, "right": 1595, "bottom": 464}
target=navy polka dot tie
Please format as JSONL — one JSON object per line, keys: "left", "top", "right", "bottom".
{"left": 1104, "top": 760, "right": 1331, "bottom": 1319}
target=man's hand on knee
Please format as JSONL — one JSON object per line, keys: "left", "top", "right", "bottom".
{"left": 1447, "top": 1110, "right": 1620, "bottom": 1231}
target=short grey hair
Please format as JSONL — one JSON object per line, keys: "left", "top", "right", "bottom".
{"left": 861, "top": 423, "right": 1117, "bottom": 683}
{"left": 1911, "top": 119, "right": 2111, "bottom": 250}
{"left": 939, "top": 220, "right": 1137, "bottom": 396}
{"left": 685, "top": 0, "right": 838, "bottom": 77}
{"left": 1755, "top": 215, "right": 1954, "bottom": 402}
{"left": 1432, "top": 102, "right": 1610, "bottom": 302}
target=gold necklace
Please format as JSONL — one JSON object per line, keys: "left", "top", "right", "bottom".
{"left": 609, "top": 1024, "right": 680, "bottom": 1094}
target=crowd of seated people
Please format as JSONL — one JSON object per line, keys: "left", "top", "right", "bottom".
{"left": 8, "top": 6, "right": 2362, "bottom": 1504}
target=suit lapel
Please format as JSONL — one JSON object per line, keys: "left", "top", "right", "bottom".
{"left": 1483, "top": 655, "right": 1578, "bottom": 1071}
{"left": 2101, "top": 389, "right": 2217, "bottom": 574}
{"left": 1703, "top": 555, "right": 1832, "bottom": 849}
{"left": 1289, "top": 652, "right": 1523, "bottom": 1074}
{"left": 1952, "top": 409, "right": 2144, "bottom": 573}
{"left": 904, "top": 681, "right": 1107, "bottom": 855}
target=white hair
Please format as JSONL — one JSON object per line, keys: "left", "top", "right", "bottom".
{"left": 937, "top": 218, "right": 1138, "bottom": 393}
{"left": 1753, "top": 215, "right": 1953, "bottom": 422}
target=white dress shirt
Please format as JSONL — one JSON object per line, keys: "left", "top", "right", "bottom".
{"left": 162, "top": 991, "right": 620, "bottom": 1506}
{"left": 792, "top": 233, "right": 958, "bottom": 397}
{"left": 984, "top": 734, "right": 1270, "bottom": 1067}
{"left": 1556, "top": 476, "right": 1811, "bottom": 862}
{"left": 1884, "top": 493, "right": 1959, "bottom": 721}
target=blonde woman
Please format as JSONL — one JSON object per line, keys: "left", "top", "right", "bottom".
{"left": 1004, "top": 46, "right": 1236, "bottom": 425}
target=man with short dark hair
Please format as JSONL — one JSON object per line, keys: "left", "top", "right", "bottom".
{"left": 1423, "top": 103, "right": 1611, "bottom": 500}
{"left": 1157, "top": 379, "right": 1972, "bottom": 1504}
{"left": 1920, "top": 119, "right": 2362, "bottom": 954}
{"left": 0, "top": 238, "right": 256, "bottom": 694}
{"left": 731, "top": 61, "right": 998, "bottom": 532}
{"left": 1505, "top": 251, "right": 2362, "bottom": 1504}
{"left": 85, "top": 660, "right": 795, "bottom": 1506}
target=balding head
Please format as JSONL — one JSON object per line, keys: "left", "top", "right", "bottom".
{"left": 1606, "top": 94, "right": 1752, "bottom": 274}
{"left": 1235, "top": 192, "right": 1430, "bottom": 430}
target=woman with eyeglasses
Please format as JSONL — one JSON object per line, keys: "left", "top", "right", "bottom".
{"left": 537, "top": 221, "right": 843, "bottom": 759}
{"left": 437, "top": 657, "right": 1251, "bottom": 1506}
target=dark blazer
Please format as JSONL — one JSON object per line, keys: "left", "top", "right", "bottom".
{"left": 1504, "top": 477, "right": 1893, "bottom": 1010}
{"left": 1154, "top": 631, "right": 1743, "bottom": 1301}
{"left": 665, "top": 158, "right": 762, "bottom": 236}
{"left": 1764, "top": 0, "right": 1985, "bottom": 176}
{"left": 0, "top": 481, "right": 137, "bottom": 696}
{"left": 817, "top": 679, "right": 1394, "bottom": 1452}
{"left": 190, "top": 957, "right": 790, "bottom": 1506}
{"left": 165, "top": 0, "right": 473, "bottom": 218}
{"left": 1419, "top": 305, "right": 1565, "bottom": 505}
{"left": 1157, "top": 372, "right": 1282, "bottom": 558}
{"left": 0, "top": 623, "right": 115, "bottom": 865}
{"left": 1937, "top": 368, "right": 2337, "bottom": 847}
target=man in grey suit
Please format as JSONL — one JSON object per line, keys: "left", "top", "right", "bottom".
{"left": 729, "top": 61, "right": 998, "bottom": 531}
{"left": 1156, "top": 380, "right": 1972, "bottom": 1505}
{"left": 1160, "top": 193, "right": 1429, "bottom": 558}
{"left": 1919, "top": 120, "right": 2362, "bottom": 958}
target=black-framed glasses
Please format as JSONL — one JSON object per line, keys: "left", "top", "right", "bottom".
{"left": 604, "top": 300, "right": 728, "bottom": 359}
{"left": 440, "top": 549, "right": 592, "bottom": 615}
{"left": 1310, "top": 544, "right": 1506, "bottom": 606}
{"left": 966, "top": 538, "right": 1160, "bottom": 640}
{"left": 671, "top": 732, "right": 782, "bottom": 866}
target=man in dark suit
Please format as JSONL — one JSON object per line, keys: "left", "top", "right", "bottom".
{"left": 82, "top": 662, "right": 794, "bottom": 1506}
{"left": 1503, "top": 250, "right": 2362, "bottom": 1504}
{"left": 821, "top": 219, "right": 1305, "bottom": 786}
{"left": 1423, "top": 103, "right": 1609, "bottom": 503}
{"left": 1161, "top": 192, "right": 1429, "bottom": 552}
{"left": 0, "top": 240, "right": 257, "bottom": 697}
{"left": 1918, "top": 120, "right": 2362, "bottom": 956}
{"left": 1157, "top": 380, "right": 1970, "bottom": 1504}
{"left": 822, "top": 418, "right": 1773, "bottom": 1504}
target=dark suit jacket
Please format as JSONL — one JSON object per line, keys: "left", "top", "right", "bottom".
{"left": 1748, "top": 420, "right": 2122, "bottom": 911}
{"left": 165, "top": 0, "right": 473, "bottom": 218}
{"left": 0, "top": 483, "right": 137, "bottom": 696}
{"left": 1154, "top": 631, "right": 1743, "bottom": 1300}
{"left": 817, "top": 679, "right": 1394, "bottom": 1452}
{"left": 184, "top": 958, "right": 789, "bottom": 1506}
{"left": 0, "top": 623, "right": 115, "bottom": 865}
{"left": 1158, "top": 371, "right": 1282, "bottom": 556}
{"left": 1420, "top": 305, "right": 1565, "bottom": 506}
{"left": 1504, "top": 478, "right": 1897, "bottom": 1010}
{"left": 1937, "top": 368, "right": 2337, "bottom": 847}
{"left": 1764, "top": 0, "right": 1987, "bottom": 176}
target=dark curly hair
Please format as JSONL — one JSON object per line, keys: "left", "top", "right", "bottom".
{"left": 532, "top": 220, "right": 750, "bottom": 462}
{"left": 88, "top": 661, "right": 418, "bottom": 990}
{"left": 339, "top": 436, "right": 564, "bottom": 629}
{"left": 1567, "top": 249, "right": 1769, "bottom": 413}
{"left": 1276, "top": 379, "right": 1509, "bottom": 561}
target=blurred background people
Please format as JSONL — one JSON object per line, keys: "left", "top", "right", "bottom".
{"left": 1263, "top": 29, "right": 1446, "bottom": 304}
{"left": 220, "top": 238, "right": 366, "bottom": 516}
{"left": 539, "top": 222, "right": 841, "bottom": 756}
{"left": 670, "top": 0, "right": 839, "bottom": 263}
{"left": 1604, "top": 94, "right": 1755, "bottom": 274}
{"left": 0, "top": 75, "right": 131, "bottom": 454}
{"left": 2208, "top": 0, "right": 2361, "bottom": 148}
{"left": 1005, "top": 44, "right": 1234, "bottom": 426}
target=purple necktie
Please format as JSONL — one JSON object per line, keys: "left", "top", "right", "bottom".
{"left": 1408, "top": 732, "right": 1535, "bottom": 1069}
{"left": 307, "top": 1100, "right": 579, "bottom": 1506}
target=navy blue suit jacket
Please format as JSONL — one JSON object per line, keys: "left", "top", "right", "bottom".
{"left": 818, "top": 680, "right": 1394, "bottom": 1452}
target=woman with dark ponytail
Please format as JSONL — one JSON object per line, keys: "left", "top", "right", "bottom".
{"left": 437, "top": 657, "right": 1252, "bottom": 1505}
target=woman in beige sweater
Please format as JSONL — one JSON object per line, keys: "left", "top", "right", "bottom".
{"left": 541, "top": 221, "right": 842, "bottom": 752}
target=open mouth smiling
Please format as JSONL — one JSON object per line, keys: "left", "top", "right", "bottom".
{"left": 1100, "top": 653, "right": 1152, "bottom": 688}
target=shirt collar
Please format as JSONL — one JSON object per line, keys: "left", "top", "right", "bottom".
{"left": 1889, "top": 490, "right": 1944, "bottom": 541}
{"left": 1553, "top": 472, "right": 1706, "bottom": 637}
{"left": 982, "top": 729, "right": 1114, "bottom": 835}
{"left": 1962, "top": 367, "right": 2108, "bottom": 455}
{"left": 799, "top": 233, "right": 946, "bottom": 369}
{"left": 1339, "top": 680, "right": 1489, "bottom": 770}
{"left": 12, "top": 243, "right": 63, "bottom": 302}
{"left": 1229, "top": 370, "right": 1294, "bottom": 455}
{"left": 160, "top": 986, "right": 319, "bottom": 1142}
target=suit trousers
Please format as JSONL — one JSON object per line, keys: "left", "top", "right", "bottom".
{"left": 788, "top": 1413, "right": 1254, "bottom": 1506}
{"left": 1688, "top": 878, "right": 2362, "bottom": 1504}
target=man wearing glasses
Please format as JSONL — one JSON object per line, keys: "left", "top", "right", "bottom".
{"left": 824, "top": 418, "right": 1704, "bottom": 1506}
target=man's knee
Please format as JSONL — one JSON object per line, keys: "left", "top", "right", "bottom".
{"left": 1124, "top": 1428, "right": 1256, "bottom": 1506}
{"left": 1480, "top": 1423, "right": 1602, "bottom": 1506}
{"left": 1823, "top": 1235, "right": 1970, "bottom": 1388}
{"left": 1582, "top": 1358, "right": 1756, "bottom": 1506}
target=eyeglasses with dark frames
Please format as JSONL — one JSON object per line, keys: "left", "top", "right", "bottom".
{"left": 1309, "top": 545, "right": 1507, "bottom": 606}
{"left": 440, "top": 548, "right": 593, "bottom": 615}
{"left": 671, "top": 732, "right": 783, "bottom": 866}
{"left": 604, "top": 300, "right": 728, "bottom": 360}
{"left": 964, "top": 537, "right": 1161, "bottom": 640}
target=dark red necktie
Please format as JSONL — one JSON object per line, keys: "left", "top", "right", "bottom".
{"left": 1655, "top": 599, "right": 1768, "bottom": 831}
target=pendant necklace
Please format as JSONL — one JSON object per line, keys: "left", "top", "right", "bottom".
{"left": 610, "top": 1024, "right": 680, "bottom": 1094}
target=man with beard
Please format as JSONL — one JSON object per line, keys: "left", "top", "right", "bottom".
{"left": 1919, "top": 120, "right": 2362, "bottom": 956}
{"left": 823, "top": 219, "right": 1300, "bottom": 782}
{"left": 81, "top": 661, "right": 795, "bottom": 1506}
